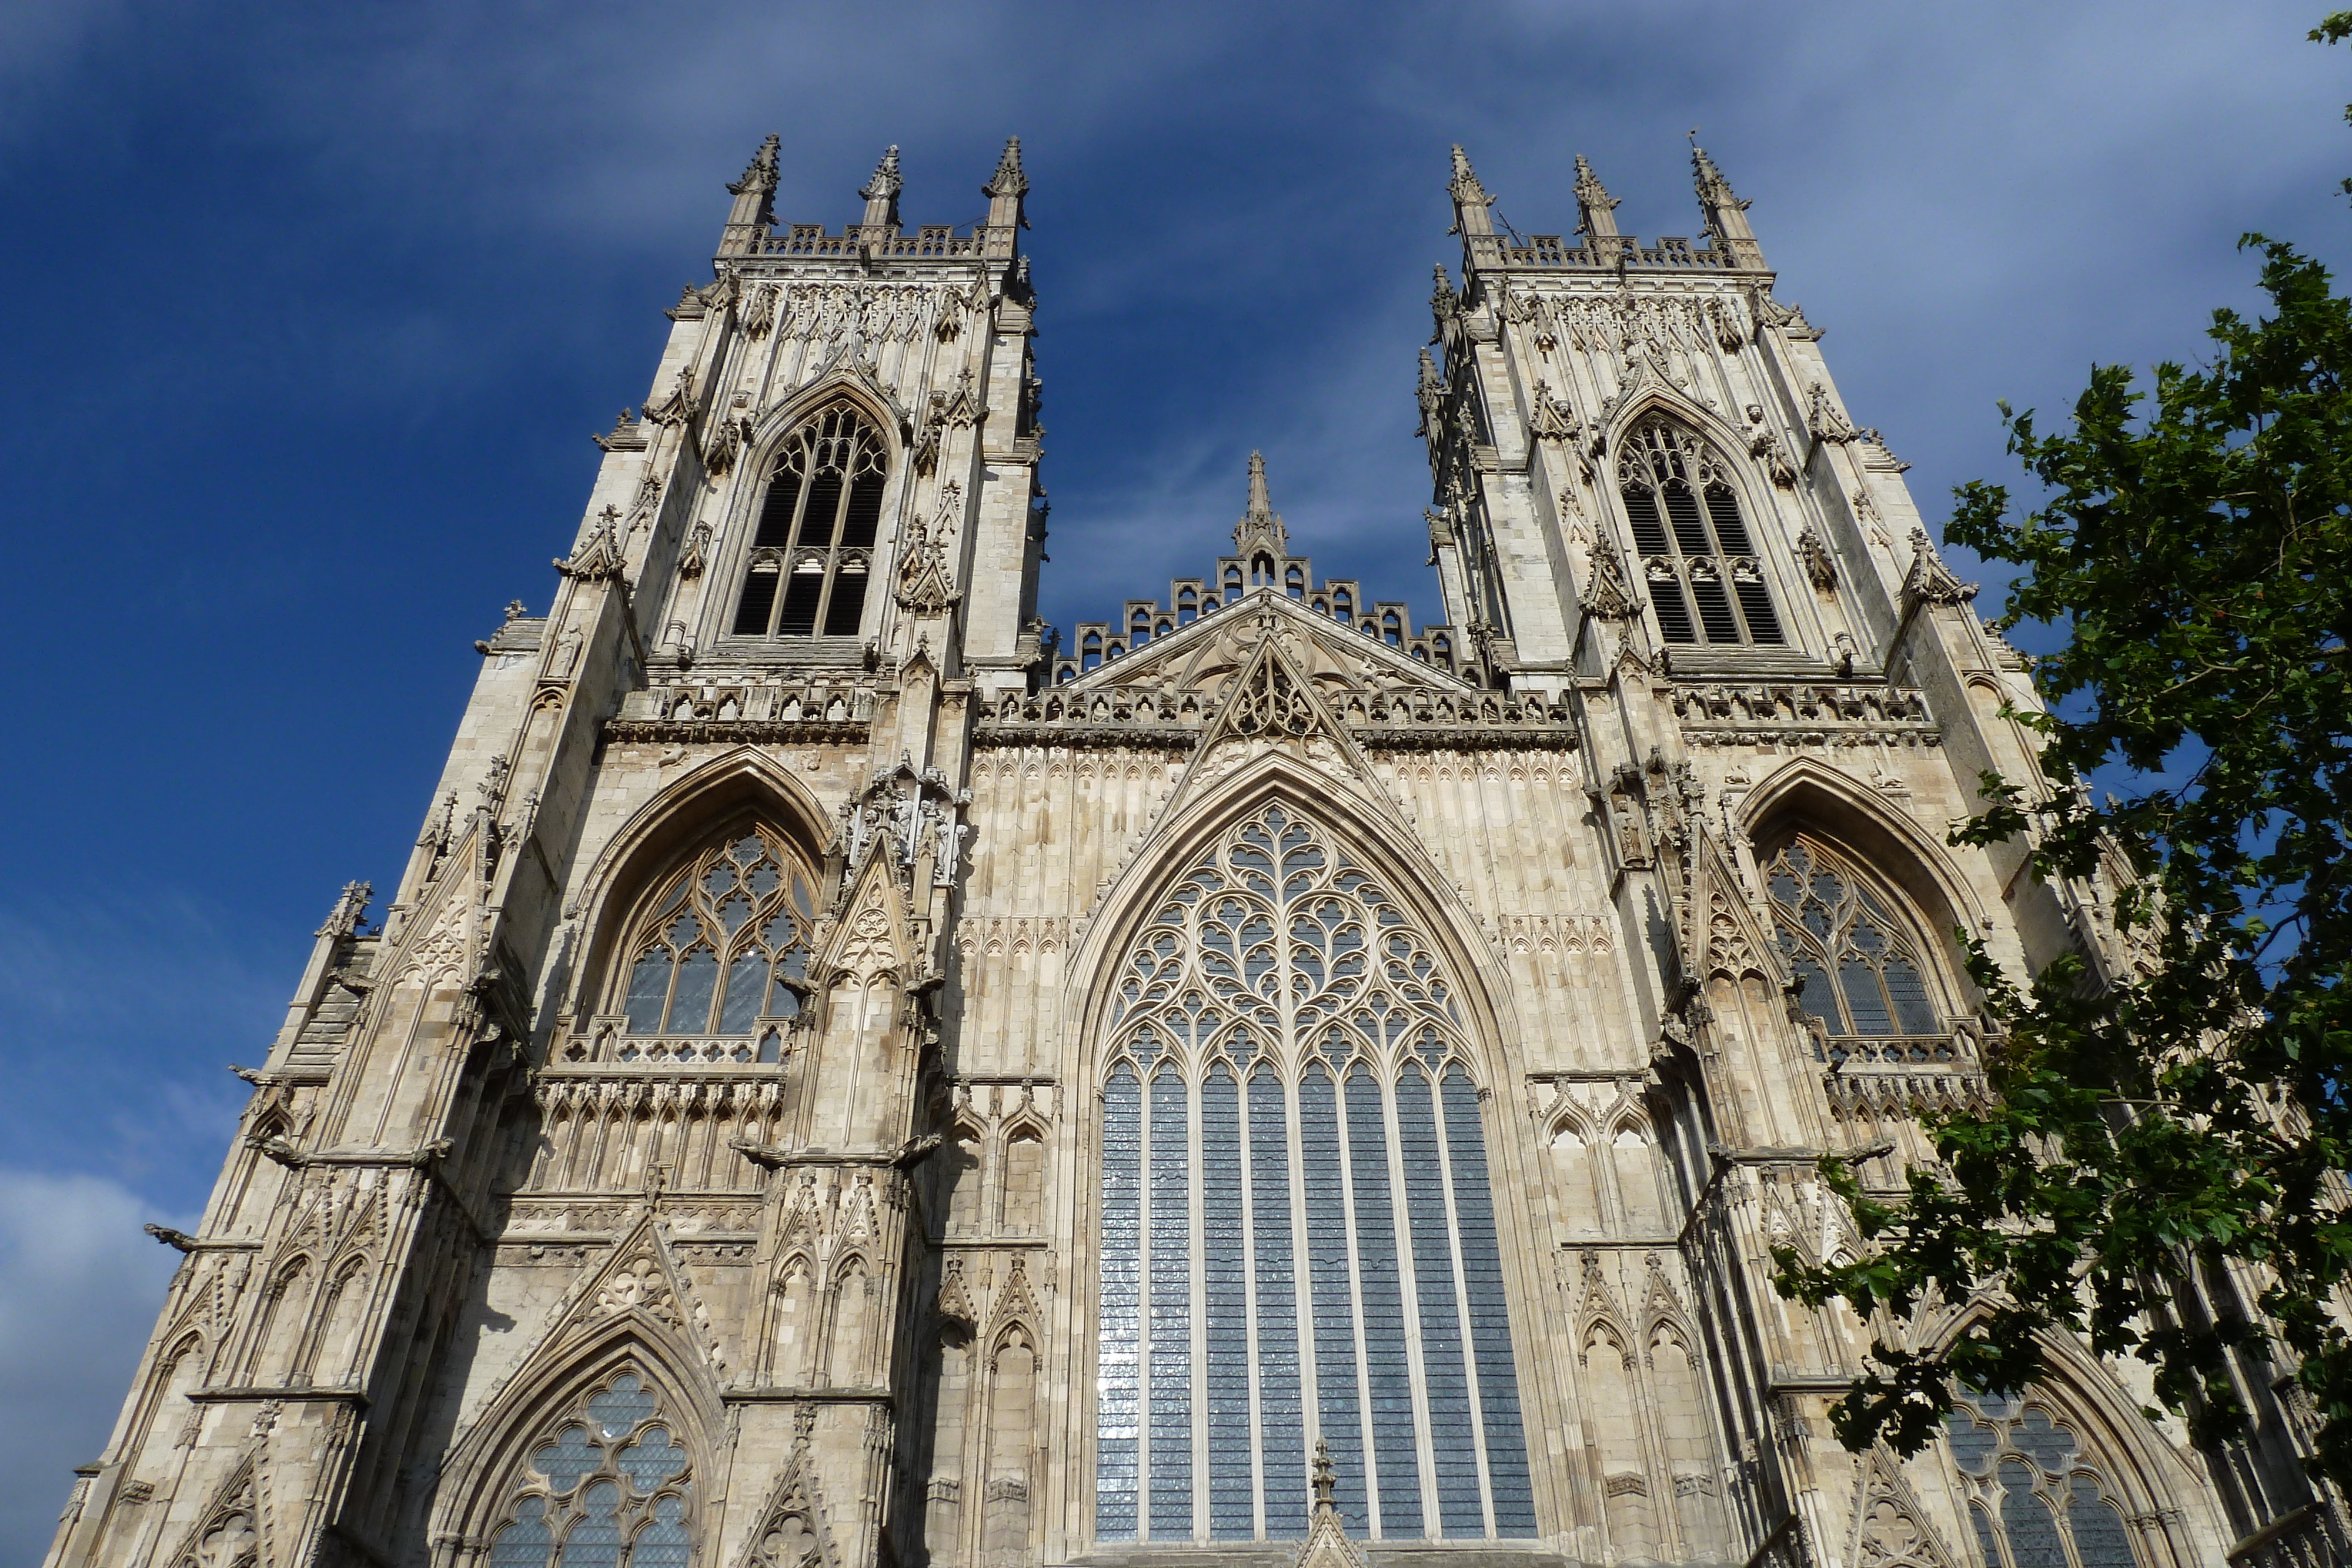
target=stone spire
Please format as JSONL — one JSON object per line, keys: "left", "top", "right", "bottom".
{"left": 719, "top": 132, "right": 780, "bottom": 255}
{"left": 1691, "top": 141, "right": 1763, "bottom": 266}
{"left": 860, "top": 145, "right": 903, "bottom": 232}
{"left": 1572, "top": 154, "right": 1621, "bottom": 242}
{"left": 1232, "top": 451, "right": 1291, "bottom": 559}
{"left": 1447, "top": 143, "right": 1495, "bottom": 237}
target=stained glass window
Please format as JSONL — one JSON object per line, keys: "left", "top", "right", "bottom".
{"left": 1764, "top": 838, "right": 1946, "bottom": 1048}
{"left": 1943, "top": 1395, "right": 2141, "bottom": 1568}
{"left": 733, "top": 402, "right": 888, "bottom": 639}
{"left": 490, "top": 1370, "right": 696, "bottom": 1566}
{"left": 1617, "top": 420, "right": 1783, "bottom": 646}
{"left": 1094, "top": 804, "right": 1537, "bottom": 1543}
{"left": 617, "top": 829, "right": 816, "bottom": 1054}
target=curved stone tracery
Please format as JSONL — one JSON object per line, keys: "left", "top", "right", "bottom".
{"left": 1094, "top": 803, "right": 1535, "bottom": 1544}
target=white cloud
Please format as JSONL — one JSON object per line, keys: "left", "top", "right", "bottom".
{"left": 0, "top": 1171, "right": 186, "bottom": 1566}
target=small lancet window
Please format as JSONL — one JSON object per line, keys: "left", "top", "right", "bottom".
{"left": 733, "top": 402, "right": 888, "bottom": 640}
{"left": 483, "top": 1370, "right": 696, "bottom": 1568}
{"left": 1765, "top": 838, "right": 1944, "bottom": 1046}
{"left": 1618, "top": 420, "right": 1783, "bottom": 647}
{"left": 1178, "top": 587, "right": 1199, "bottom": 624}
{"left": 1382, "top": 611, "right": 1402, "bottom": 646}
{"left": 620, "top": 828, "right": 816, "bottom": 1043}
{"left": 1284, "top": 563, "right": 1305, "bottom": 598}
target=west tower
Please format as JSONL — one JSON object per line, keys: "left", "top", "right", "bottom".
{"left": 45, "top": 139, "right": 2327, "bottom": 1568}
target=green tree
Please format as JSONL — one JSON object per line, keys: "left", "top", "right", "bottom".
{"left": 1774, "top": 19, "right": 2352, "bottom": 1487}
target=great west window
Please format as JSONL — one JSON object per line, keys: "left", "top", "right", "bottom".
{"left": 1095, "top": 804, "right": 1537, "bottom": 1543}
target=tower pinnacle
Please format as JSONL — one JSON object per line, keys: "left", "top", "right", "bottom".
{"left": 719, "top": 132, "right": 780, "bottom": 255}
{"left": 1232, "top": 451, "right": 1290, "bottom": 559}
{"left": 860, "top": 145, "right": 903, "bottom": 231}
{"left": 983, "top": 136, "right": 1030, "bottom": 232}
{"left": 1572, "top": 155, "right": 1620, "bottom": 242}
{"left": 1447, "top": 144, "right": 1495, "bottom": 238}
{"left": 1690, "top": 142, "right": 1762, "bottom": 266}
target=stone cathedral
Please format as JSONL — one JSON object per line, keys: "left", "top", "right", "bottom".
{"left": 46, "top": 138, "right": 2335, "bottom": 1568}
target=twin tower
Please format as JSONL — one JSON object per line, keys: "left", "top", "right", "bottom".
{"left": 48, "top": 135, "right": 2304, "bottom": 1568}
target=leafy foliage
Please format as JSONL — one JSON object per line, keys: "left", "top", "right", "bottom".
{"left": 1773, "top": 36, "right": 2352, "bottom": 1482}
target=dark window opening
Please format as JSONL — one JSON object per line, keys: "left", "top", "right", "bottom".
{"left": 731, "top": 402, "right": 889, "bottom": 639}
{"left": 1617, "top": 421, "right": 1786, "bottom": 647}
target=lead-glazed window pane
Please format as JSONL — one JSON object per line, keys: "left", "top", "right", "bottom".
{"left": 1095, "top": 805, "right": 1538, "bottom": 1544}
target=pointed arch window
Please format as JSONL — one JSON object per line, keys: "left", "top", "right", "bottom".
{"left": 1094, "top": 804, "right": 1536, "bottom": 1546}
{"left": 733, "top": 402, "right": 888, "bottom": 639}
{"left": 617, "top": 828, "right": 816, "bottom": 1061}
{"left": 1765, "top": 838, "right": 1945, "bottom": 1050}
{"left": 1617, "top": 420, "right": 1783, "bottom": 646}
{"left": 1944, "top": 1393, "right": 2141, "bottom": 1568}
{"left": 485, "top": 1370, "right": 696, "bottom": 1568}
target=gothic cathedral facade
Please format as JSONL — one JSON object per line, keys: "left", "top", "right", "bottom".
{"left": 46, "top": 138, "right": 2322, "bottom": 1568}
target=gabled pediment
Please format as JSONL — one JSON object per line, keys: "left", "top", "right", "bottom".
{"left": 1060, "top": 588, "right": 1473, "bottom": 706}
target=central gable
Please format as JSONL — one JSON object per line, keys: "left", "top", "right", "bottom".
{"left": 1060, "top": 589, "right": 1476, "bottom": 706}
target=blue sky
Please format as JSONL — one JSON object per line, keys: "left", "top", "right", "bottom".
{"left": 0, "top": 0, "right": 2344, "bottom": 1554}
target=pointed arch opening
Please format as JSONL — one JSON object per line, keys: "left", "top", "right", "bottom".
{"left": 733, "top": 400, "right": 889, "bottom": 640}
{"left": 1743, "top": 764, "right": 1984, "bottom": 1069}
{"left": 1616, "top": 417, "right": 1783, "bottom": 647}
{"left": 579, "top": 814, "right": 821, "bottom": 1066}
{"left": 469, "top": 1365, "right": 701, "bottom": 1568}
{"left": 1088, "top": 799, "right": 1536, "bottom": 1545}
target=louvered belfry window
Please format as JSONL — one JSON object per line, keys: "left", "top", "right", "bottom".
{"left": 733, "top": 402, "right": 888, "bottom": 638}
{"left": 1095, "top": 804, "right": 1538, "bottom": 1544}
{"left": 1616, "top": 420, "right": 1783, "bottom": 646}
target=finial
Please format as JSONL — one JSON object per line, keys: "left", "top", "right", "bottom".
{"left": 1312, "top": 1439, "right": 1337, "bottom": 1509}
{"left": 1247, "top": 451, "right": 1272, "bottom": 518}
{"left": 983, "top": 136, "right": 1028, "bottom": 199}
{"left": 860, "top": 145, "right": 903, "bottom": 202}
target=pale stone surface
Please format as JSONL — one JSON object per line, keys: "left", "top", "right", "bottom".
{"left": 44, "top": 139, "right": 2322, "bottom": 1568}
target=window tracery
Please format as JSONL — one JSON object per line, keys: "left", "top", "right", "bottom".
{"left": 733, "top": 402, "right": 889, "bottom": 639}
{"left": 1944, "top": 1393, "right": 2141, "bottom": 1568}
{"left": 1094, "top": 804, "right": 1536, "bottom": 1544}
{"left": 1765, "top": 837, "right": 1944, "bottom": 1048}
{"left": 618, "top": 828, "right": 816, "bottom": 1061}
{"left": 1616, "top": 420, "right": 1783, "bottom": 646}
{"left": 484, "top": 1371, "right": 695, "bottom": 1568}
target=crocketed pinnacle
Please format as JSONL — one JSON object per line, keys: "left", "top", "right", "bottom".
{"left": 983, "top": 136, "right": 1028, "bottom": 199}
{"left": 1232, "top": 451, "right": 1290, "bottom": 556}
{"left": 1573, "top": 153, "right": 1620, "bottom": 239}
{"left": 728, "top": 132, "right": 780, "bottom": 196}
{"left": 1448, "top": 144, "right": 1490, "bottom": 206}
{"left": 1691, "top": 143, "right": 1745, "bottom": 211}
{"left": 860, "top": 145, "right": 903, "bottom": 202}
